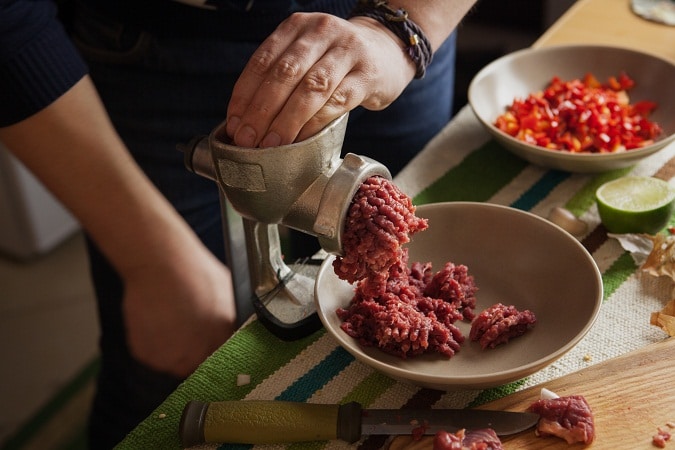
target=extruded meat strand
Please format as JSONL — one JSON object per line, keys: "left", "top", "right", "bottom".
{"left": 334, "top": 177, "right": 476, "bottom": 359}
{"left": 333, "top": 176, "right": 428, "bottom": 285}
{"left": 469, "top": 303, "right": 537, "bottom": 349}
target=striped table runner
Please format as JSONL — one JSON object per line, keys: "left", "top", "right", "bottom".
{"left": 120, "top": 106, "right": 675, "bottom": 449}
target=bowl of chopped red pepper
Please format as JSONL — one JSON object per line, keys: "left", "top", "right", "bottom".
{"left": 468, "top": 45, "right": 675, "bottom": 173}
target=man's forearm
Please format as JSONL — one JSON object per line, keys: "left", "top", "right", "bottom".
{"left": 0, "top": 76, "right": 201, "bottom": 275}
{"left": 395, "top": 0, "right": 478, "bottom": 51}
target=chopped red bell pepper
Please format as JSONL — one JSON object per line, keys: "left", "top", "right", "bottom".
{"left": 494, "top": 72, "right": 662, "bottom": 153}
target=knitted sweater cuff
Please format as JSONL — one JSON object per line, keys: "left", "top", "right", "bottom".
{"left": 0, "top": 17, "right": 88, "bottom": 126}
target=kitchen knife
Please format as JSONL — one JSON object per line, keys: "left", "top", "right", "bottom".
{"left": 179, "top": 400, "right": 539, "bottom": 447}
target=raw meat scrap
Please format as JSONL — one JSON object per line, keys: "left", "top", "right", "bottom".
{"left": 528, "top": 395, "right": 595, "bottom": 445}
{"left": 653, "top": 426, "right": 672, "bottom": 448}
{"left": 433, "top": 428, "right": 503, "bottom": 450}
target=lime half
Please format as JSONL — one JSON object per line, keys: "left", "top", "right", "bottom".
{"left": 596, "top": 176, "right": 675, "bottom": 234}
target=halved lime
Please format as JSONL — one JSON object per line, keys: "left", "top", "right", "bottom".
{"left": 596, "top": 176, "right": 675, "bottom": 234}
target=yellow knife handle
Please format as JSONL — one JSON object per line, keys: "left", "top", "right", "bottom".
{"left": 179, "top": 400, "right": 362, "bottom": 447}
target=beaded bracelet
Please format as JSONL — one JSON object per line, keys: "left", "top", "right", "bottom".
{"left": 349, "top": 0, "right": 433, "bottom": 79}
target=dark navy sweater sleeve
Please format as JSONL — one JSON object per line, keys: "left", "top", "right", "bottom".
{"left": 0, "top": 0, "right": 88, "bottom": 126}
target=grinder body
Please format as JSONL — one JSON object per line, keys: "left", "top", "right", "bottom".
{"left": 181, "top": 114, "right": 391, "bottom": 339}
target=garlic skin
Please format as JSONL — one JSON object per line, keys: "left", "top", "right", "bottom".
{"left": 540, "top": 387, "right": 560, "bottom": 400}
{"left": 548, "top": 207, "right": 588, "bottom": 237}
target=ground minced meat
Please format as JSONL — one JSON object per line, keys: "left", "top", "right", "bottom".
{"left": 337, "top": 249, "right": 471, "bottom": 358}
{"left": 469, "top": 303, "right": 537, "bottom": 349}
{"left": 424, "top": 262, "right": 478, "bottom": 321}
{"left": 334, "top": 177, "right": 477, "bottom": 359}
{"left": 334, "top": 178, "right": 534, "bottom": 359}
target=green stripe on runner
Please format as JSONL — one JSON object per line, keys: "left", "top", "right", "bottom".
{"left": 341, "top": 371, "right": 397, "bottom": 406}
{"left": 194, "top": 320, "right": 326, "bottom": 400}
{"left": 559, "top": 168, "right": 638, "bottom": 303}
{"left": 466, "top": 378, "right": 528, "bottom": 408}
{"left": 118, "top": 320, "right": 325, "bottom": 450}
{"left": 413, "top": 141, "right": 527, "bottom": 205}
{"left": 602, "top": 252, "right": 638, "bottom": 301}
{"left": 565, "top": 167, "right": 632, "bottom": 216}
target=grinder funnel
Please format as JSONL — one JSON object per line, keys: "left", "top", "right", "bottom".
{"left": 181, "top": 114, "right": 391, "bottom": 339}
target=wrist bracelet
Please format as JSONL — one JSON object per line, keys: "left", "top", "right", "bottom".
{"left": 349, "top": 0, "right": 433, "bottom": 79}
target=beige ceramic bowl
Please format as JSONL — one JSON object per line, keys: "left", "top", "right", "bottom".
{"left": 468, "top": 45, "right": 675, "bottom": 173}
{"left": 315, "top": 202, "right": 602, "bottom": 390}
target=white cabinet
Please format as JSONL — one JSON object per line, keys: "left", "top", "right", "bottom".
{"left": 0, "top": 144, "right": 79, "bottom": 260}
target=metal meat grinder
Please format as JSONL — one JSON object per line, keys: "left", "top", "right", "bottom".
{"left": 179, "top": 114, "right": 391, "bottom": 340}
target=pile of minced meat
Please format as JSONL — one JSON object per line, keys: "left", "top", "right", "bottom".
{"left": 333, "top": 176, "right": 536, "bottom": 359}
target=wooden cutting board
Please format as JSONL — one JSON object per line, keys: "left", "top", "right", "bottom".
{"left": 480, "top": 337, "right": 675, "bottom": 449}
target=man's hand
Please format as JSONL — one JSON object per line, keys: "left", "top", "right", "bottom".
{"left": 122, "top": 248, "right": 237, "bottom": 378}
{"left": 225, "top": 12, "right": 415, "bottom": 148}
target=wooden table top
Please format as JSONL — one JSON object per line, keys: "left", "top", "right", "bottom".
{"left": 535, "top": 0, "right": 675, "bottom": 63}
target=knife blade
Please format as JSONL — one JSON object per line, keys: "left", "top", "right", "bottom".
{"left": 179, "top": 400, "right": 539, "bottom": 447}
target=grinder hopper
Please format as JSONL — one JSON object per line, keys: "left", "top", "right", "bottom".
{"left": 180, "top": 114, "right": 391, "bottom": 339}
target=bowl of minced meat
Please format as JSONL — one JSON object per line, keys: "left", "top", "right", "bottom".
{"left": 315, "top": 180, "right": 602, "bottom": 390}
